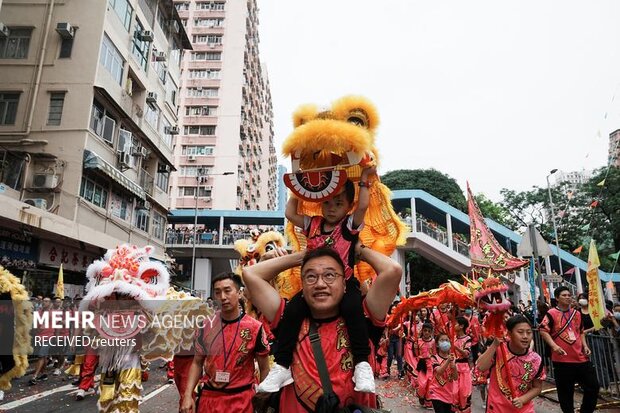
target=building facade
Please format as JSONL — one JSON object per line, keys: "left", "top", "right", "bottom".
{"left": 277, "top": 164, "right": 286, "bottom": 211}
{"left": 0, "top": 0, "right": 191, "bottom": 295}
{"left": 170, "top": 0, "right": 277, "bottom": 211}
{"left": 610, "top": 129, "right": 620, "bottom": 167}
{"left": 551, "top": 169, "right": 593, "bottom": 189}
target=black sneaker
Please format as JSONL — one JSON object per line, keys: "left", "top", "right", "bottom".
{"left": 71, "top": 378, "right": 81, "bottom": 386}
{"left": 28, "top": 378, "right": 37, "bottom": 386}
{"left": 36, "top": 374, "right": 48, "bottom": 381}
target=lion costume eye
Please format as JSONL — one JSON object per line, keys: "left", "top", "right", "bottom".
{"left": 346, "top": 109, "right": 368, "bottom": 128}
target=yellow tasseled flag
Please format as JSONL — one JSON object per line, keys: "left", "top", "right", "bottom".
{"left": 586, "top": 240, "right": 606, "bottom": 330}
{"left": 56, "top": 264, "right": 64, "bottom": 299}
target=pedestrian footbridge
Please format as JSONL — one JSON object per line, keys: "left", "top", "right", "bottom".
{"left": 167, "top": 190, "right": 619, "bottom": 296}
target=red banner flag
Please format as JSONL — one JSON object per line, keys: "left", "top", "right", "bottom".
{"left": 467, "top": 183, "right": 528, "bottom": 273}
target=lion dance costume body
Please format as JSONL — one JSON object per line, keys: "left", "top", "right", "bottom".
{"left": 0, "top": 266, "right": 32, "bottom": 398}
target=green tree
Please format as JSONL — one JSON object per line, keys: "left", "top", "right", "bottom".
{"left": 406, "top": 251, "right": 459, "bottom": 294}
{"left": 474, "top": 193, "right": 517, "bottom": 229}
{"left": 499, "top": 166, "right": 620, "bottom": 272}
{"left": 381, "top": 169, "right": 467, "bottom": 211}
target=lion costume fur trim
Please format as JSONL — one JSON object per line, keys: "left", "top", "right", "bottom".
{"left": 0, "top": 266, "right": 32, "bottom": 391}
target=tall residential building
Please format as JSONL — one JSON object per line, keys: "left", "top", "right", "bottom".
{"left": 0, "top": 0, "right": 191, "bottom": 295}
{"left": 277, "top": 164, "right": 287, "bottom": 211}
{"left": 170, "top": 0, "right": 276, "bottom": 211}
{"left": 610, "top": 129, "right": 620, "bottom": 167}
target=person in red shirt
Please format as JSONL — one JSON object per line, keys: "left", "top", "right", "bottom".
{"left": 243, "top": 244, "right": 402, "bottom": 413}
{"left": 262, "top": 168, "right": 377, "bottom": 394}
{"left": 431, "top": 303, "right": 452, "bottom": 337}
{"left": 453, "top": 316, "right": 472, "bottom": 413}
{"left": 180, "top": 273, "right": 270, "bottom": 413}
{"left": 539, "top": 286, "right": 599, "bottom": 413}
{"left": 428, "top": 332, "right": 457, "bottom": 413}
{"left": 477, "top": 315, "right": 545, "bottom": 413}
{"left": 413, "top": 323, "right": 435, "bottom": 409}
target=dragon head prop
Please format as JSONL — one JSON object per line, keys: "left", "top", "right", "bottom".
{"left": 0, "top": 266, "right": 32, "bottom": 391}
{"left": 83, "top": 244, "right": 169, "bottom": 306}
{"left": 282, "top": 96, "right": 407, "bottom": 286}
{"left": 467, "top": 273, "right": 512, "bottom": 338}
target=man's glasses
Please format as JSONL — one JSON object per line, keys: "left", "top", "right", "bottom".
{"left": 302, "top": 272, "right": 342, "bottom": 285}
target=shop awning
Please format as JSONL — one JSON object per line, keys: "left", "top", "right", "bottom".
{"left": 83, "top": 150, "right": 146, "bottom": 199}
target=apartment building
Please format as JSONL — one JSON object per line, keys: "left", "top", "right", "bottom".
{"left": 170, "top": 0, "right": 277, "bottom": 211}
{"left": 0, "top": 0, "right": 191, "bottom": 295}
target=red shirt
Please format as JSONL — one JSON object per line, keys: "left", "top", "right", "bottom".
{"left": 539, "top": 307, "right": 588, "bottom": 363}
{"left": 417, "top": 337, "right": 435, "bottom": 359}
{"left": 271, "top": 299, "right": 383, "bottom": 413}
{"left": 465, "top": 314, "right": 481, "bottom": 344}
{"left": 431, "top": 308, "right": 452, "bottom": 336}
{"left": 303, "top": 215, "right": 362, "bottom": 279}
{"left": 428, "top": 354, "right": 457, "bottom": 404}
{"left": 194, "top": 312, "right": 269, "bottom": 390}
{"left": 486, "top": 344, "right": 546, "bottom": 413}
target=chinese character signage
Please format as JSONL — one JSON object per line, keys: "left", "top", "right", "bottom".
{"left": 0, "top": 228, "right": 38, "bottom": 263}
{"left": 38, "top": 240, "right": 98, "bottom": 272}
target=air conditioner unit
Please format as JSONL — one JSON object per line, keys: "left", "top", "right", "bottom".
{"left": 188, "top": 155, "right": 197, "bottom": 161}
{"left": 140, "top": 147, "right": 148, "bottom": 158}
{"left": 204, "top": 197, "right": 212, "bottom": 202}
{"left": 0, "top": 23, "right": 10, "bottom": 38}
{"left": 196, "top": 86, "right": 203, "bottom": 91}
{"left": 146, "top": 92, "right": 158, "bottom": 103}
{"left": 24, "top": 198, "right": 48, "bottom": 209}
{"left": 137, "top": 30, "right": 154, "bottom": 42}
{"left": 204, "top": 185, "right": 213, "bottom": 191}
{"left": 136, "top": 200, "right": 151, "bottom": 210}
{"left": 32, "top": 174, "right": 59, "bottom": 189}
{"left": 56, "top": 22, "right": 75, "bottom": 39}
{"left": 119, "top": 151, "right": 131, "bottom": 166}
{"left": 157, "top": 164, "right": 171, "bottom": 173}
{"left": 165, "top": 125, "right": 180, "bottom": 135}
{"left": 155, "top": 51, "right": 166, "bottom": 61}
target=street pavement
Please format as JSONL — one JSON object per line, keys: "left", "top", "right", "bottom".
{"left": 0, "top": 365, "right": 590, "bottom": 413}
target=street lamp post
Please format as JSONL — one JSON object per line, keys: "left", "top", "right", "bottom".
{"left": 190, "top": 170, "right": 233, "bottom": 293}
{"left": 546, "top": 169, "right": 564, "bottom": 282}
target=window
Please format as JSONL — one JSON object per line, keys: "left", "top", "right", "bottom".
{"left": 134, "top": 209, "right": 149, "bottom": 232}
{"left": 0, "top": 93, "right": 20, "bottom": 125}
{"left": 170, "top": 39, "right": 181, "bottom": 68}
{"left": 190, "top": 52, "right": 221, "bottom": 61}
{"left": 80, "top": 175, "right": 109, "bottom": 209}
{"left": 184, "top": 125, "right": 215, "bottom": 135}
{"left": 194, "top": 18, "right": 224, "bottom": 27}
{"left": 109, "top": 191, "right": 132, "bottom": 221}
{"left": 187, "top": 88, "right": 218, "bottom": 98}
{"left": 109, "top": 0, "right": 133, "bottom": 31}
{"left": 178, "top": 186, "right": 211, "bottom": 197}
{"left": 100, "top": 35, "right": 125, "bottom": 84}
{"left": 188, "top": 69, "right": 220, "bottom": 79}
{"left": 192, "top": 35, "right": 222, "bottom": 45}
{"left": 151, "top": 52, "right": 167, "bottom": 84}
{"left": 59, "top": 37, "right": 74, "bottom": 58}
{"left": 89, "top": 100, "right": 116, "bottom": 144}
{"left": 145, "top": 104, "right": 159, "bottom": 129}
{"left": 160, "top": 116, "right": 172, "bottom": 147}
{"left": 185, "top": 106, "right": 217, "bottom": 116}
{"left": 157, "top": 9, "right": 168, "bottom": 33}
{"left": 47, "top": 92, "right": 65, "bottom": 125}
{"left": 175, "top": 2, "right": 190, "bottom": 11}
{"left": 152, "top": 211, "right": 165, "bottom": 240}
{"left": 182, "top": 145, "right": 214, "bottom": 155}
{"left": 0, "top": 28, "right": 32, "bottom": 59}
{"left": 196, "top": 2, "right": 225, "bottom": 11}
{"left": 132, "top": 20, "right": 149, "bottom": 71}
{"left": 165, "top": 78, "right": 177, "bottom": 108}
{"left": 156, "top": 164, "right": 169, "bottom": 192}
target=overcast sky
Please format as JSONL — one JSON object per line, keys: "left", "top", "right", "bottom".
{"left": 257, "top": 0, "right": 620, "bottom": 201}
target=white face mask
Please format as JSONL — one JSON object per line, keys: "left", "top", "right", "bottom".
{"left": 579, "top": 299, "right": 588, "bottom": 306}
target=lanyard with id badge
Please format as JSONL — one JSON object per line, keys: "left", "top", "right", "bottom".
{"left": 214, "top": 318, "right": 241, "bottom": 384}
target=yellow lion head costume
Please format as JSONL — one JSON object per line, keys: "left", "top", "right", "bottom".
{"left": 282, "top": 96, "right": 407, "bottom": 285}
{"left": 0, "top": 265, "right": 32, "bottom": 391}
{"left": 234, "top": 231, "right": 300, "bottom": 301}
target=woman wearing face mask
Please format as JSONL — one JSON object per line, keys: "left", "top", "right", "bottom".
{"left": 427, "top": 333, "right": 457, "bottom": 413}
{"left": 577, "top": 293, "right": 597, "bottom": 335}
